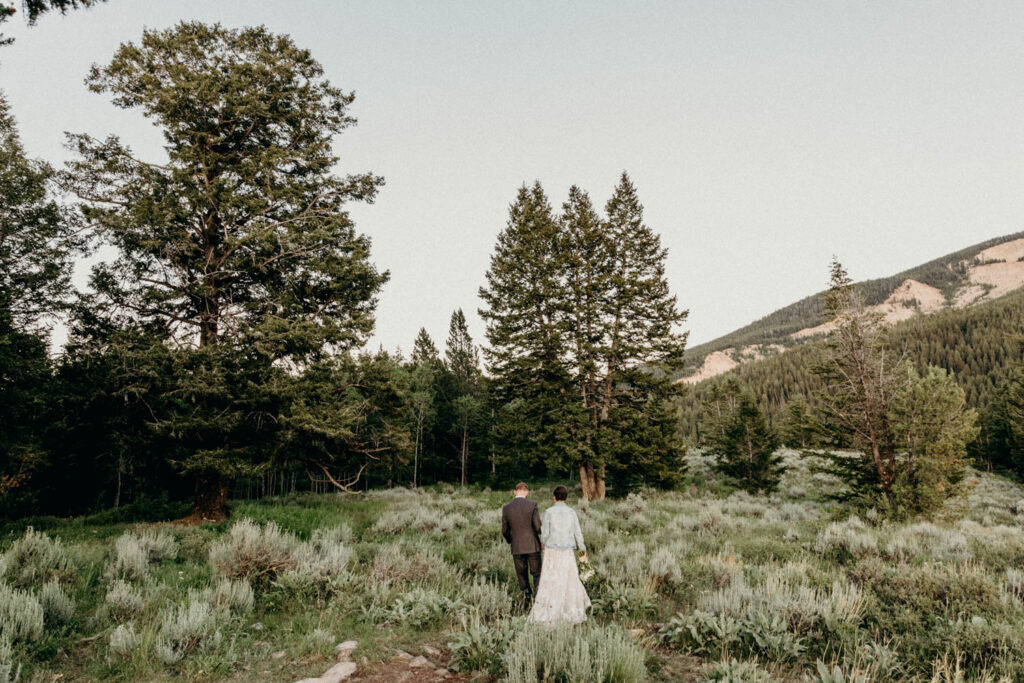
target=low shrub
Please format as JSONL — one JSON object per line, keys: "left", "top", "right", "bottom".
{"left": 649, "top": 547, "right": 683, "bottom": 586}
{"left": 289, "top": 527, "right": 355, "bottom": 583}
{"left": 190, "top": 578, "right": 254, "bottom": 618}
{"left": 372, "top": 505, "right": 469, "bottom": 535}
{"left": 591, "top": 583, "right": 657, "bottom": 622}
{"left": 155, "top": 599, "right": 221, "bottom": 664}
{"left": 884, "top": 523, "right": 971, "bottom": 563}
{"left": 109, "top": 622, "right": 140, "bottom": 659}
{"left": 0, "top": 527, "right": 75, "bottom": 587}
{"left": 459, "top": 576, "right": 510, "bottom": 622}
{"left": 109, "top": 529, "right": 177, "bottom": 581}
{"left": 39, "top": 580, "right": 74, "bottom": 625}
{"left": 371, "top": 543, "right": 444, "bottom": 584}
{"left": 448, "top": 618, "right": 515, "bottom": 676}
{"left": 699, "top": 658, "right": 777, "bottom": 682}
{"left": 0, "top": 636, "right": 20, "bottom": 683}
{"left": 814, "top": 517, "right": 877, "bottom": 561}
{"left": 105, "top": 579, "right": 144, "bottom": 621}
{"left": 503, "top": 623, "right": 647, "bottom": 682}
{"left": 0, "top": 584, "right": 43, "bottom": 642}
{"left": 384, "top": 588, "right": 464, "bottom": 628}
{"left": 662, "top": 605, "right": 807, "bottom": 662}
{"left": 208, "top": 519, "right": 298, "bottom": 587}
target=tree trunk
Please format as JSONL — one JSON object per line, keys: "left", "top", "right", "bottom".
{"left": 579, "top": 461, "right": 606, "bottom": 501}
{"left": 114, "top": 454, "right": 124, "bottom": 508}
{"left": 414, "top": 411, "right": 423, "bottom": 488}
{"left": 460, "top": 423, "right": 468, "bottom": 487}
{"left": 191, "top": 471, "right": 230, "bottom": 521}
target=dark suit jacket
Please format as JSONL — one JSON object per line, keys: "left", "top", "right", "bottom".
{"left": 501, "top": 496, "right": 542, "bottom": 555}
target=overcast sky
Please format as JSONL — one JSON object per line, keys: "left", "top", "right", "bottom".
{"left": 3, "top": 1, "right": 1024, "bottom": 354}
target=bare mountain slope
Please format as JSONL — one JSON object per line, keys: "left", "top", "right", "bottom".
{"left": 681, "top": 232, "right": 1024, "bottom": 383}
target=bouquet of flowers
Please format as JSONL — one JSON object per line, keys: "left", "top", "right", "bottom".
{"left": 578, "top": 552, "right": 596, "bottom": 583}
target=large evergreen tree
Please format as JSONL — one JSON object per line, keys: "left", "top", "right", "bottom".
{"left": 480, "top": 183, "right": 573, "bottom": 479}
{"left": 593, "top": 173, "right": 688, "bottom": 497}
{"left": 61, "top": 23, "right": 388, "bottom": 518}
{"left": 481, "top": 175, "right": 687, "bottom": 498}
{"left": 0, "top": 96, "right": 79, "bottom": 511}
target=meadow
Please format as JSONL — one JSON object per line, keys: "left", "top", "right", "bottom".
{"left": 3, "top": 451, "right": 1024, "bottom": 682}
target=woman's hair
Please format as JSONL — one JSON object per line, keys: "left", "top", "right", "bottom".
{"left": 553, "top": 485, "right": 568, "bottom": 501}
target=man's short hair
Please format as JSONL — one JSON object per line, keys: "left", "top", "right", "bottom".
{"left": 514, "top": 482, "right": 529, "bottom": 493}
{"left": 553, "top": 485, "right": 568, "bottom": 501}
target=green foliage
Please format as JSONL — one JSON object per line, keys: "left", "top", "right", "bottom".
{"left": 699, "top": 658, "right": 778, "bottom": 682}
{"left": 0, "top": 0, "right": 101, "bottom": 44}
{"left": 780, "top": 397, "right": 823, "bottom": 449}
{"left": 885, "top": 366, "right": 979, "bottom": 516}
{"left": 448, "top": 618, "right": 514, "bottom": 676}
{"left": 660, "top": 608, "right": 805, "bottom": 662}
{"left": 383, "top": 588, "right": 463, "bottom": 628}
{"left": 481, "top": 182, "right": 575, "bottom": 478}
{"left": 706, "top": 383, "right": 783, "bottom": 493}
{"left": 974, "top": 342, "right": 1024, "bottom": 472}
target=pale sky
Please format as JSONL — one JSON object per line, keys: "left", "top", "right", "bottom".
{"left": 3, "top": 1, "right": 1024, "bottom": 354}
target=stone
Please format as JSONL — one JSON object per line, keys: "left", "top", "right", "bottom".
{"left": 251, "top": 622, "right": 265, "bottom": 631}
{"left": 292, "top": 660, "right": 357, "bottom": 683}
{"left": 335, "top": 640, "right": 358, "bottom": 659}
{"left": 395, "top": 650, "right": 413, "bottom": 660}
{"left": 409, "top": 656, "right": 431, "bottom": 668}
{"left": 271, "top": 650, "right": 287, "bottom": 660}
{"left": 422, "top": 645, "right": 440, "bottom": 656}
{"left": 318, "top": 661, "right": 357, "bottom": 682}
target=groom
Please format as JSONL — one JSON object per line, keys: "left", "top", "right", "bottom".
{"left": 501, "top": 482, "right": 542, "bottom": 606}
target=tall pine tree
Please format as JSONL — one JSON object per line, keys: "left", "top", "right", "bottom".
{"left": 480, "top": 183, "right": 573, "bottom": 479}
{"left": 594, "top": 173, "right": 688, "bottom": 497}
{"left": 61, "top": 23, "right": 388, "bottom": 518}
{"left": 445, "top": 309, "right": 484, "bottom": 486}
{"left": 409, "top": 328, "right": 439, "bottom": 487}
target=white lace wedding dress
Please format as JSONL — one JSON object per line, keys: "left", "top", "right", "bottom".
{"left": 527, "top": 548, "right": 591, "bottom": 625}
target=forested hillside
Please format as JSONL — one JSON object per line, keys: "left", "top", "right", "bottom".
{"left": 677, "top": 287, "right": 1024, "bottom": 456}
{"left": 681, "top": 231, "right": 1024, "bottom": 380}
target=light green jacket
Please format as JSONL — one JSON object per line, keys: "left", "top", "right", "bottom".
{"left": 540, "top": 502, "right": 586, "bottom": 551}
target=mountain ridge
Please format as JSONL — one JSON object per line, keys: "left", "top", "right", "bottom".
{"left": 681, "top": 231, "right": 1024, "bottom": 383}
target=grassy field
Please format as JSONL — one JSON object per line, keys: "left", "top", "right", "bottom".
{"left": 3, "top": 451, "right": 1024, "bottom": 682}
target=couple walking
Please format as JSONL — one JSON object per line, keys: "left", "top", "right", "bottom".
{"left": 500, "top": 482, "right": 591, "bottom": 625}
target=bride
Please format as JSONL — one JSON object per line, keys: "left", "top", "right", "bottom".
{"left": 528, "top": 485, "right": 591, "bottom": 625}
